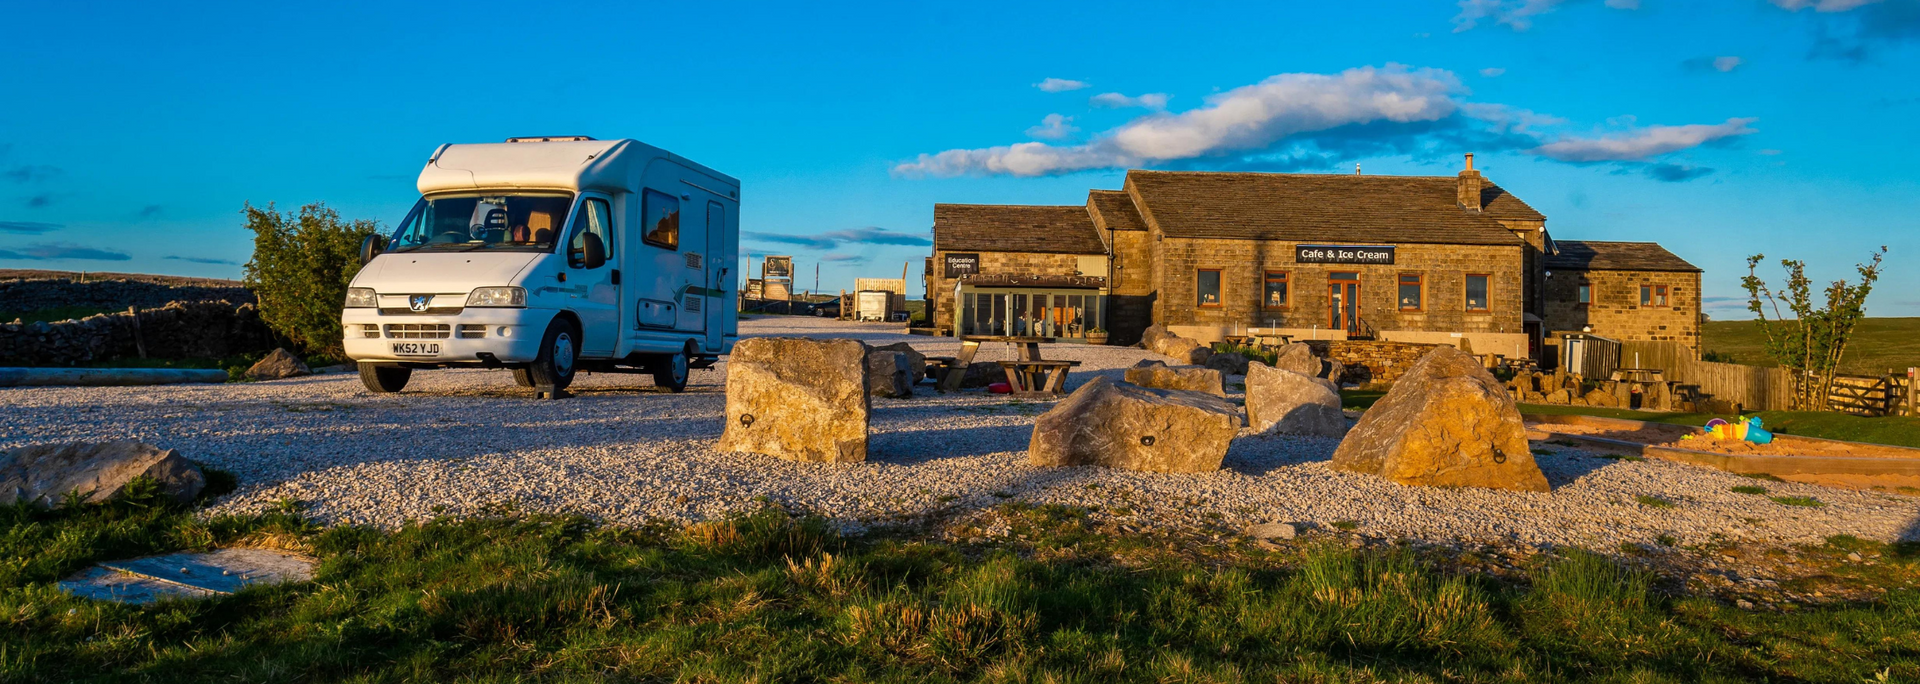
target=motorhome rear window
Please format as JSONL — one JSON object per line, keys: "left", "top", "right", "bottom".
{"left": 388, "top": 193, "right": 575, "bottom": 253}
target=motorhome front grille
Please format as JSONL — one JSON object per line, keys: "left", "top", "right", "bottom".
{"left": 380, "top": 306, "right": 463, "bottom": 316}
{"left": 360, "top": 324, "right": 380, "bottom": 338}
{"left": 457, "top": 325, "right": 487, "bottom": 339}
{"left": 385, "top": 324, "right": 450, "bottom": 339}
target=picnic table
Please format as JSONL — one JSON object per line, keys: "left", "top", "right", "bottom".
{"left": 939, "top": 335, "right": 1077, "bottom": 394}
{"left": 995, "top": 360, "right": 1081, "bottom": 397}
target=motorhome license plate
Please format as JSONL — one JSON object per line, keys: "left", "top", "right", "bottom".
{"left": 391, "top": 342, "right": 440, "bottom": 356}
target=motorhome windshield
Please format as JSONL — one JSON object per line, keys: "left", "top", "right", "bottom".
{"left": 388, "top": 193, "right": 575, "bottom": 252}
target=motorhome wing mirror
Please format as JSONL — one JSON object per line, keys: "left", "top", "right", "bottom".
{"left": 578, "top": 232, "right": 607, "bottom": 269}
{"left": 359, "top": 234, "right": 387, "bottom": 265}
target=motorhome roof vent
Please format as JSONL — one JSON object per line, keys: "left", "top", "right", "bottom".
{"left": 504, "top": 135, "right": 597, "bottom": 143}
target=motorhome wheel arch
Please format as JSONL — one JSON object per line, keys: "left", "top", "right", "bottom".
{"left": 342, "top": 136, "right": 739, "bottom": 396}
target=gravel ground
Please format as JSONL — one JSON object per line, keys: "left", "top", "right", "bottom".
{"left": 3, "top": 315, "right": 1915, "bottom": 549}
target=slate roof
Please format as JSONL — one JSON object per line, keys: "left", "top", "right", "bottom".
{"left": 1547, "top": 240, "right": 1701, "bottom": 272}
{"left": 1086, "top": 190, "right": 1147, "bottom": 232}
{"left": 932, "top": 204, "right": 1106, "bottom": 255}
{"left": 1124, "top": 170, "right": 1542, "bottom": 246}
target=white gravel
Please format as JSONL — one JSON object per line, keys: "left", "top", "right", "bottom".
{"left": 3, "top": 315, "right": 1915, "bottom": 549}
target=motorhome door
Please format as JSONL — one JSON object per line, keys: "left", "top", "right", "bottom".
{"left": 565, "top": 193, "right": 620, "bottom": 357}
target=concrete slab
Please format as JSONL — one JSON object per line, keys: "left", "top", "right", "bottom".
{"left": 57, "top": 548, "right": 315, "bottom": 604}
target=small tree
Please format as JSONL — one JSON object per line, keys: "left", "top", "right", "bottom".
{"left": 1740, "top": 246, "right": 1887, "bottom": 411}
{"left": 243, "top": 202, "right": 381, "bottom": 359}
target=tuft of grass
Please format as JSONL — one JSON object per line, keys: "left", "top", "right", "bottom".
{"left": 1771, "top": 495, "right": 1826, "bottom": 508}
{"left": 1635, "top": 495, "right": 1676, "bottom": 508}
{"left": 1654, "top": 534, "right": 1678, "bottom": 547}
{"left": 1730, "top": 485, "right": 1769, "bottom": 495}
{"left": 1600, "top": 453, "right": 1648, "bottom": 462}
{"left": 1330, "top": 520, "right": 1359, "bottom": 531}
{"left": 1740, "top": 472, "right": 1788, "bottom": 482}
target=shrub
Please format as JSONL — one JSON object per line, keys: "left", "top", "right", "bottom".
{"left": 242, "top": 202, "right": 381, "bottom": 358}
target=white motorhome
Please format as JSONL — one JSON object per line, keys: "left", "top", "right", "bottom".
{"left": 342, "top": 136, "right": 739, "bottom": 397}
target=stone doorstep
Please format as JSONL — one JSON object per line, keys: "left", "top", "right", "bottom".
{"left": 57, "top": 548, "right": 315, "bottom": 604}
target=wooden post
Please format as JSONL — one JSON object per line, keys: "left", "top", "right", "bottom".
{"left": 127, "top": 306, "right": 147, "bottom": 359}
{"left": 1909, "top": 367, "right": 1918, "bottom": 416}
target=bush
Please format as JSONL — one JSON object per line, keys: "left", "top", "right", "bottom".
{"left": 242, "top": 202, "right": 380, "bottom": 358}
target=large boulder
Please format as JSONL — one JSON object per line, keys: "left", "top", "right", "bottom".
{"left": 1028, "top": 377, "right": 1240, "bottom": 473}
{"left": 1585, "top": 388, "right": 1620, "bottom": 408}
{"left": 1139, "top": 325, "right": 1212, "bottom": 365}
{"left": 1330, "top": 346, "right": 1549, "bottom": 492}
{"left": 0, "top": 441, "right": 206, "bottom": 507}
{"left": 869, "top": 342, "right": 927, "bottom": 382}
{"left": 1273, "top": 343, "right": 1340, "bottom": 382}
{"left": 866, "top": 350, "right": 913, "bottom": 398}
{"left": 1204, "top": 351, "right": 1251, "bottom": 376}
{"left": 1244, "top": 362, "right": 1348, "bottom": 437}
{"left": 246, "top": 348, "right": 309, "bottom": 380}
{"left": 1123, "top": 359, "right": 1225, "bottom": 397}
{"left": 719, "top": 337, "right": 870, "bottom": 463}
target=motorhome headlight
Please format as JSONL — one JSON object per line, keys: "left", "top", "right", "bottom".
{"left": 466, "top": 286, "right": 527, "bottom": 308}
{"left": 344, "top": 287, "right": 378, "bottom": 308}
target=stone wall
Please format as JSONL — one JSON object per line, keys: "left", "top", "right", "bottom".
{"left": 1543, "top": 268, "right": 1701, "bottom": 353}
{"left": 0, "top": 301, "right": 277, "bottom": 366}
{"left": 1, "top": 277, "right": 255, "bottom": 314}
{"left": 1150, "top": 237, "right": 1527, "bottom": 336}
{"left": 1302, "top": 339, "right": 1444, "bottom": 386}
{"left": 929, "top": 250, "right": 1086, "bottom": 331}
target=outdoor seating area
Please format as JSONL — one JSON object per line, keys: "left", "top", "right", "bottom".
{"left": 937, "top": 335, "right": 1081, "bottom": 395}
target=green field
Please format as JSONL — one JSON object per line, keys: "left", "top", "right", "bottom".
{"left": 9, "top": 488, "right": 1920, "bottom": 683}
{"left": 1702, "top": 317, "right": 1920, "bottom": 376}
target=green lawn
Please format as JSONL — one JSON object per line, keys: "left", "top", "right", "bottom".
{"left": 8, "top": 490, "right": 1919, "bottom": 683}
{"left": 1702, "top": 317, "right": 1920, "bottom": 376}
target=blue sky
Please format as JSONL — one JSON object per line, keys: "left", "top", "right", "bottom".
{"left": 2, "top": 0, "right": 1916, "bottom": 317}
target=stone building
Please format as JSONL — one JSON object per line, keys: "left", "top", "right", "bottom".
{"left": 925, "top": 155, "right": 1701, "bottom": 364}
{"left": 1543, "top": 240, "right": 1703, "bottom": 352}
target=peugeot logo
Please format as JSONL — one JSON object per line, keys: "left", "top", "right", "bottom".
{"left": 408, "top": 295, "right": 432, "bottom": 312}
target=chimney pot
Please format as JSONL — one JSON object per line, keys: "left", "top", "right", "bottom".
{"left": 1457, "top": 152, "right": 1483, "bottom": 213}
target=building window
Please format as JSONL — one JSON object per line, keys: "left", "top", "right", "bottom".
{"left": 641, "top": 189, "right": 680, "bottom": 250}
{"left": 1465, "top": 274, "right": 1490, "bottom": 312}
{"left": 1640, "top": 284, "right": 1668, "bottom": 307}
{"left": 1397, "top": 273, "right": 1423, "bottom": 312}
{"left": 1196, "top": 269, "right": 1222, "bottom": 308}
{"left": 1263, "top": 271, "right": 1289, "bottom": 308}
{"left": 1577, "top": 280, "right": 1591, "bottom": 307}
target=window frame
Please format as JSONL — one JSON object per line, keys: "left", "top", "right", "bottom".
{"left": 1397, "top": 272, "right": 1424, "bottom": 312}
{"left": 1262, "top": 270, "right": 1290, "bottom": 309}
{"left": 640, "top": 188, "right": 681, "bottom": 251}
{"left": 1196, "top": 268, "right": 1224, "bottom": 309}
{"left": 1576, "top": 279, "right": 1591, "bottom": 308}
{"left": 566, "top": 195, "right": 614, "bottom": 269}
{"left": 1640, "top": 283, "right": 1669, "bottom": 307}
{"left": 1465, "top": 273, "right": 1491, "bottom": 313}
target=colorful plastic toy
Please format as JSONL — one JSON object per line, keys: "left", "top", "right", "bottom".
{"left": 1699, "top": 416, "right": 1772, "bottom": 444}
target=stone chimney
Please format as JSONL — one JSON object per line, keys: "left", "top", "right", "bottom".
{"left": 1457, "top": 153, "right": 1483, "bottom": 213}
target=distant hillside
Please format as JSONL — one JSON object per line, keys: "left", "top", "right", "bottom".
{"left": 1701, "top": 318, "right": 1920, "bottom": 376}
{"left": 0, "top": 268, "right": 243, "bottom": 288}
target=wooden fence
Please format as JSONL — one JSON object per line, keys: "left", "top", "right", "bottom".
{"left": 1619, "top": 342, "right": 1917, "bottom": 415}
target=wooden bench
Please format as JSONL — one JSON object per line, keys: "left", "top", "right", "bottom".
{"left": 923, "top": 356, "right": 958, "bottom": 382}
{"left": 996, "top": 360, "right": 1081, "bottom": 397}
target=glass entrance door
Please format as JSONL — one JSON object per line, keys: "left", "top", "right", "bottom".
{"left": 1328, "top": 273, "right": 1360, "bottom": 334}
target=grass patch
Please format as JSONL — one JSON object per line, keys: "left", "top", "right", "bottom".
{"left": 1740, "top": 472, "right": 1788, "bottom": 482}
{"left": 1731, "top": 485, "right": 1770, "bottom": 495}
{"left": 1514, "top": 402, "right": 1920, "bottom": 449}
{"left": 1339, "top": 388, "right": 1386, "bottom": 410}
{"left": 9, "top": 496, "right": 1920, "bottom": 682}
{"left": 1635, "top": 495, "right": 1677, "bottom": 508}
{"left": 0, "top": 305, "right": 122, "bottom": 324}
{"left": 1771, "top": 495, "right": 1826, "bottom": 508}
{"left": 1703, "top": 317, "right": 1920, "bottom": 376}
{"left": 1330, "top": 520, "right": 1360, "bottom": 531}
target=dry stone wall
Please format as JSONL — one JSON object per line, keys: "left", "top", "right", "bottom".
{"left": 1302, "top": 339, "right": 1442, "bottom": 386}
{"left": 1, "top": 277, "right": 254, "bottom": 313}
{"left": 0, "top": 301, "right": 276, "bottom": 366}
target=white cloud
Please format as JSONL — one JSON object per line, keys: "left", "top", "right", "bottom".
{"left": 1530, "top": 118, "right": 1758, "bottom": 162}
{"left": 1034, "top": 78, "right": 1089, "bottom": 92}
{"left": 1713, "top": 56, "right": 1744, "bottom": 71}
{"left": 1459, "top": 102, "right": 1567, "bottom": 132}
{"left": 1453, "top": 0, "right": 1636, "bottom": 32}
{"left": 895, "top": 65, "right": 1461, "bottom": 177}
{"left": 1025, "top": 114, "right": 1079, "bottom": 140}
{"left": 1479, "top": 67, "right": 1507, "bottom": 77}
{"left": 1771, "top": 0, "right": 1882, "bottom": 10}
{"left": 1089, "top": 92, "right": 1171, "bottom": 110}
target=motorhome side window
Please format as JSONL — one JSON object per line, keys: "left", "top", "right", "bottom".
{"left": 387, "top": 193, "right": 573, "bottom": 253}
{"left": 568, "top": 198, "right": 613, "bottom": 268}
{"left": 642, "top": 189, "right": 680, "bottom": 250}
